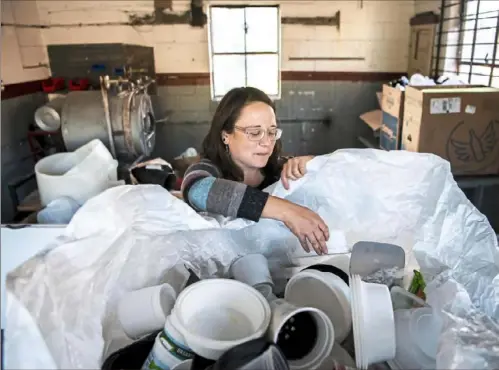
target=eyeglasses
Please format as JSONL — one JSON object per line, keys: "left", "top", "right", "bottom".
{"left": 234, "top": 126, "right": 283, "bottom": 142}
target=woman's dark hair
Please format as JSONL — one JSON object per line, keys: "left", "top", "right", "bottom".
{"left": 202, "top": 86, "right": 282, "bottom": 181}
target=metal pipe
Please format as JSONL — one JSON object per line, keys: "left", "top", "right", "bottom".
{"left": 489, "top": 13, "right": 499, "bottom": 86}
{"left": 469, "top": 0, "right": 481, "bottom": 83}
{"left": 99, "top": 76, "right": 117, "bottom": 158}
{"left": 434, "top": 0, "right": 446, "bottom": 79}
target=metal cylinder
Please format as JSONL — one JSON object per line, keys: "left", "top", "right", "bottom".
{"left": 60, "top": 90, "right": 155, "bottom": 160}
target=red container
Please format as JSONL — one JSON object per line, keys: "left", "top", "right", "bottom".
{"left": 69, "top": 78, "right": 90, "bottom": 91}
{"left": 42, "top": 78, "right": 65, "bottom": 93}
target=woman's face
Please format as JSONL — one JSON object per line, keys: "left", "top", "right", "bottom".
{"left": 223, "top": 101, "right": 278, "bottom": 171}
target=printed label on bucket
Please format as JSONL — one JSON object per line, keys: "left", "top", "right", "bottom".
{"left": 159, "top": 330, "right": 195, "bottom": 360}
{"left": 142, "top": 349, "right": 173, "bottom": 370}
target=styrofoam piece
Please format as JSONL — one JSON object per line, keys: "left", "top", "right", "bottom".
{"left": 350, "top": 242, "right": 405, "bottom": 278}
{"left": 35, "top": 141, "right": 118, "bottom": 207}
{"left": 142, "top": 332, "right": 188, "bottom": 370}
{"left": 268, "top": 299, "right": 334, "bottom": 370}
{"left": 230, "top": 254, "right": 273, "bottom": 289}
{"left": 118, "top": 284, "right": 177, "bottom": 340}
{"left": 351, "top": 275, "right": 395, "bottom": 369}
{"left": 285, "top": 269, "right": 352, "bottom": 343}
{"left": 170, "top": 279, "right": 271, "bottom": 360}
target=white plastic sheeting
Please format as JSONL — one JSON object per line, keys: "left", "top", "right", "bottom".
{"left": 5, "top": 149, "right": 499, "bottom": 369}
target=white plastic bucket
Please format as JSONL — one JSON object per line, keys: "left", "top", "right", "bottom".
{"left": 142, "top": 332, "right": 191, "bottom": 370}
{"left": 35, "top": 139, "right": 118, "bottom": 206}
{"left": 268, "top": 299, "right": 334, "bottom": 370}
{"left": 118, "top": 284, "right": 177, "bottom": 340}
{"left": 170, "top": 279, "right": 271, "bottom": 360}
{"left": 285, "top": 269, "right": 352, "bottom": 343}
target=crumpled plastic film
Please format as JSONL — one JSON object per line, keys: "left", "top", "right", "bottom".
{"left": 5, "top": 149, "right": 499, "bottom": 369}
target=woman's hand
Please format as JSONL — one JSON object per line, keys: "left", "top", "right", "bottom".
{"left": 262, "top": 196, "right": 329, "bottom": 255}
{"left": 281, "top": 155, "right": 314, "bottom": 190}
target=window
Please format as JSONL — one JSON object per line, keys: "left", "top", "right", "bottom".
{"left": 458, "top": 0, "right": 499, "bottom": 87}
{"left": 208, "top": 6, "right": 280, "bottom": 100}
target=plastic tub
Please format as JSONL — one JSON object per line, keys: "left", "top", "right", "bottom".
{"left": 393, "top": 307, "right": 442, "bottom": 369}
{"left": 170, "top": 279, "right": 271, "bottom": 360}
{"left": 141, "top": 332, "right": 188, "bottom": 370}
{"left": 268, "top": 299, "right": 334, "bottom": 370}
{"left": 285, "top": 269, "right": 351, "bottom": 343}
{"left": 35, "top": 140, "right": 118, "bottom": 206}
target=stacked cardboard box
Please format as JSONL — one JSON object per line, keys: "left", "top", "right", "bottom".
{"left": 402, "top": 85, "right": 499, "bottom": 175}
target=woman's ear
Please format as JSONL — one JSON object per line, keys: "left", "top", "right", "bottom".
{"left": 221, "top": 131, "right": 229, "bottom": 144}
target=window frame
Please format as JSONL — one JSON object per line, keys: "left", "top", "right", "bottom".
{"left": 207, "top": 4, "right": 281, "bottom": 101}
{"left": 457, "top": 0, "right": 499, "bottom": 86}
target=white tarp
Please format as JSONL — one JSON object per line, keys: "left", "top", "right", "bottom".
{"left": 5, "top": 149, "right": 499, "bottom": 369}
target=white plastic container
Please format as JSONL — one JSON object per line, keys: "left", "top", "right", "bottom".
{"left": 230, "top": 254, "right": 273, "bottom": 288}
{"left": 351, "top": 274, "right": 396, "bottom": 369}
{"left": 393, "top": 307, "right": 442, "bottom": 369}
{"left": 268, "top": 299, "right": 334, "bottom": 370}
{"left": 285, "top": 269, "right": 352, "bottom": 343}
{"left": 35, "top": 139, "right": 118, "bottom": 206}
{"left": 170, "top": 279, "right": 271, "bottom": 360}
{"left": 141, "top": 331, "right": 193, "bottom": 370}
{"left": 118, "top": 284, "right": 177, "bottom": 340}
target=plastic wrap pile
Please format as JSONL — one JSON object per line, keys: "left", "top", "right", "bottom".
{"left": 5, "top": 149, "right": 499, "bottom": 370}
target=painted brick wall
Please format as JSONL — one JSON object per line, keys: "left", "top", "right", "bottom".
{"left": 1, "top": 0, "right": 50, "bottom": 84}
{"left": 35, "top": 0, "right": 413, "bottom": 74}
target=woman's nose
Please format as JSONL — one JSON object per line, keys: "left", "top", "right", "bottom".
{"left": 259, "top": 133, "right": 272, "bottom": 146}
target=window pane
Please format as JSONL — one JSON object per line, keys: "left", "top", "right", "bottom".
{"left": 466, "top": 1, "right": 478, "bottom": 17}
{"left": 470, "top": 72, "right": 490, "bottom": 86}
{"left": 492, "top": 76, "right": 499, "bottom": 88}
{"left": 210, "top": 7, "right": 245, "bottom": 53}
{"left": 245, "top": 7, "right": 279, "bottom": 53}
{"left": 459, "top": 63, "right": 471, "bottom": 83}
{"left": 212, "top": 55, "right": 246, "bottom": 98}
{"left": 246, "top": 54, "right": 279, "bottom": 96}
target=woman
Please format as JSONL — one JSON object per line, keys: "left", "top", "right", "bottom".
{"left": 181, "top": 87, "right": 329, "bottom": 255}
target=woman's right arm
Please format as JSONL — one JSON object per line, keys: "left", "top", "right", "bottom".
{"left": 181, "top": 160, "right": 329, "bottom": 255}
{"left": 261, "top": 196, "right": 329, "bottom": 255}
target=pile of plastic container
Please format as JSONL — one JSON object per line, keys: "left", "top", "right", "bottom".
{"left": 102, "top": 241, "right": 442, "bottom": 370}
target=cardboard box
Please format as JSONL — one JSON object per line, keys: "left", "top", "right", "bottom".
{"left": 359, "top": 92, "right": 384, "bottom": 132}
{"left": 402, "top": 85, "right": 499, "bottom": 175}
{"left": 380, "top": 85, "right": 405, "bottom": 150}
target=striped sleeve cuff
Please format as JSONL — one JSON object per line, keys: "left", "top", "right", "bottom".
{"left": 236, "top": 187, "right": 270, "bottom": 222}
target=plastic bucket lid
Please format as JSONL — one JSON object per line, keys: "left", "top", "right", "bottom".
{"left": 285, "top": 269, "right": 351, "bottom": 343}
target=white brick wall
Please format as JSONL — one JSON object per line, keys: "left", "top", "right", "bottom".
{"left": 2, "top": 0, "right": 416, "bottom": 83}
{"left": 1, "top": 0, "right": 50, "bottom": 84}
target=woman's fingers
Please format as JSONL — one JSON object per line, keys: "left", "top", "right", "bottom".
{"left": 318, "top": 222, "right": 330, "bottom": 241}
{"left": 299, "top": 236, "right": 310, "bottom": 253}
{"left": 306, "top": 235, "right": 322, "bottom": 255}
{"left": 281, "top": 169, "right": 290, "bottom": 190}
{"left": 314, "top": 229, "right": 328, "bottom": 254}
{"left": 298, "top": 160, "right": 307, "bottom": 176}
